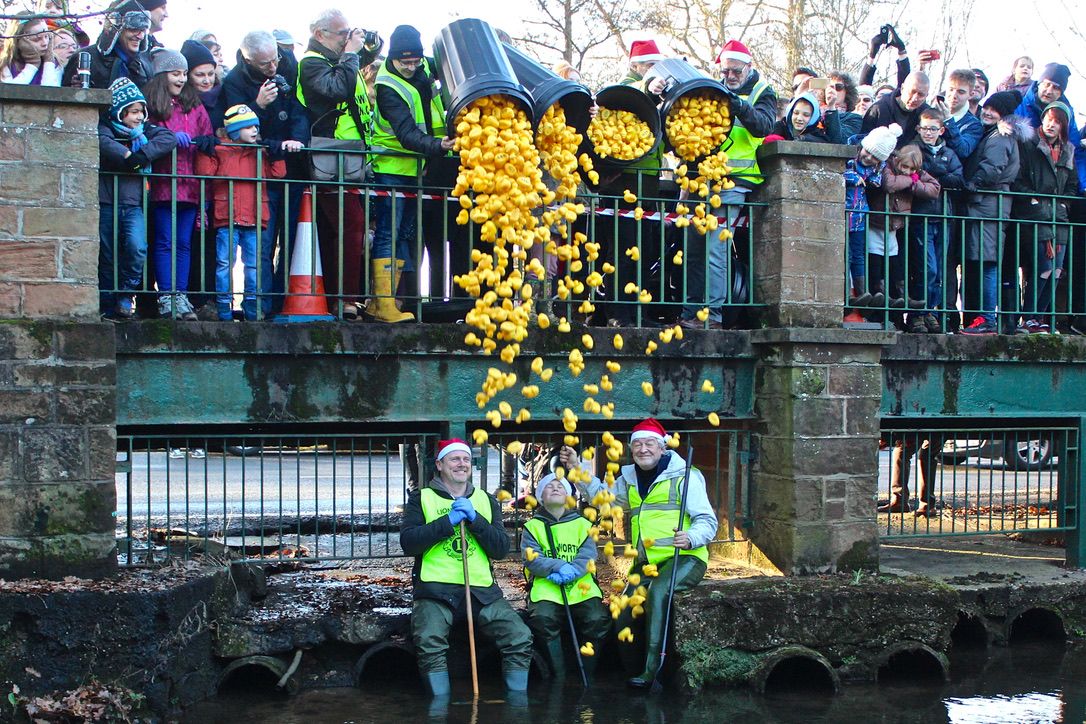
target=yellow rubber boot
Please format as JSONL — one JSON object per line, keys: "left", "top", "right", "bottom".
{"left": 369, "top": 258, "right": 414, "bottom": 323}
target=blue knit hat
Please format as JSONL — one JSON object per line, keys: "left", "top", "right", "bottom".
{"left": 180, "top": 39, "right": 215, "bottom": 71}
{"left": 223, "top": 104, "right": 260, "bottom": 140}
{"left": 109, "top": 77, "right": 145, "bottom": 123}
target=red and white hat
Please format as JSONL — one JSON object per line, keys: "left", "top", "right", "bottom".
{"left": 629, "top": 39, "right": 665, "bottom": 64}
{"left": 715, "top": 39, "right": 752, "bottom": 65}
{"left": 436, "top": 439, "right": 471, "bottom": 461}
{"left": 630, "top": 418, "right": 668, "bottom": 445}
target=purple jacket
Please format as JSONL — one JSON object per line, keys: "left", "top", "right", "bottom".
{"left": 149, "top": 98, "right": 213, "bottom": 205}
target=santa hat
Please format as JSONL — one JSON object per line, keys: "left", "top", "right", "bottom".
{"left": 436, "top": 439, "right": 471, "bottom": 461}
{"left": 629, "top": 39, "right": 664, "bottom": 64}
{"left": 716, "top": 39, "right": 752, "bottom": 65}
{"left": 534, "top": 472, "right": 574, "bottom": 505}
{"left": 630, "top": 418, "right": 668, "bottom": 445}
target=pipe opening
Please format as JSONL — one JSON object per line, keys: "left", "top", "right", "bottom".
{"left": 951, "top": 612, "right": 989, "bottom": 648}
{"left": 217, "top": 663, "right": 285, "bottom": 695}
{"left": 877, "top": 649, "right": 946, "bottom": 683}
{"left": 763, "top": 656, "right": 836, "bottom": 694}
{"left": 356, "top": 643, "right": 419, "bottom": 685}
{"left": 1009, "top": 608, "right": 1065, "bottom": 644}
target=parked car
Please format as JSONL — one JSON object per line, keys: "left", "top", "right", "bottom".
{"left": 940, "top": 435, "right": 1053, "bottom": 471}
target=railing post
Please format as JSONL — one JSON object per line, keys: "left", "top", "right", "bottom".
{"left": 742, "top": 142, "right": 895, "bottom": 574}
{"left": 1069, "top": 418, "right": 1086, "bottom": 568}
{"left": 0, "top": 85, "right": 117, "bottom": 579}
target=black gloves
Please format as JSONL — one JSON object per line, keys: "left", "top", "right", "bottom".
{"left": 192, "top": 134, "right": 219, "bottom": 155}
{"left": 868, "top": 33, "right": 885, "bottom": 59}
{"left": 885, "top": 24, "right": 906, "bottom": 52}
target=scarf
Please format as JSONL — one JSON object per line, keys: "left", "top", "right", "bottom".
{"left": 110, "top": 121, "right": 151, "bottom": 173}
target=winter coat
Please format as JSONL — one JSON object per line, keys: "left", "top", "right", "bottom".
{"left": 726, "top": 67, "right": 778, "bottom": 138}
{"left": 221, "top": 54, "right": 311, "bottom": 150}
{"left": 98, "top": 121, "right": 177, "bottom": 206}
{"left": 860, "top": 91, "right": 929, "bottom": 149}
{"left": 913, "top": 141, "right": 964, "bottom": 216}
{"left": 195, "top": 144, "right": 287, "bottom": 228}
{"left": 844, "top": 157, "right": 885, "bottom": 232}
{"left": 296, "top": 39, "right": 379, "bottom": 138}
{"left": 996, "top": 76, "right": 1033, "bottom": 96}
{"left": 860, "top": 54, "right": 910, "bottom": 89}
{"left": 768, "top": 96, "right": 843, "bottom": 144}
{"left": 1012, "top": 128, "right": 1076, "bottom": 246}
{"left": 149, "top": 100, "right": 214, "bottom": 205}
{"left": 1014, "top": 83, "right": 1086, "bottom": 193}
{"left": 866, "top": 163, "right": 941, "bottom": 233}
{"left": 836, "top": 110, "right": 863, "bottom": 140}
{"left": 61, "top": 34, "right": 152, "bottom": 90}
{"left": 942, "top": 110, "right": 983, "bottom": 163}
{"left": 374, "top": 60, "right": 447, "bottom": 158}
{"left": 400, "top": 477, "right": 509, "bottom": 609}
{"left": 1, "top": 61, "right": 62, "bottom": 86}
{"left": 962, "top": 118, "right": 1027, "bottom": 261}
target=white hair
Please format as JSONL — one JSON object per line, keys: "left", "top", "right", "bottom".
{"left": 240, "top": 30, "right": 276, "bottom": 57}
{"left": 310, "top": 9, "right": 346, "bottom": 35}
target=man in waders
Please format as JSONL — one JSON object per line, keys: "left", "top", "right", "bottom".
{"left": 588, "top": 418, "right": 718, "bottom": 688}
{"left": 521, "top": 451, "right": 609, "bottom": 681}
{"left": 400, "top": 439, "right": 533, "bottom": 700}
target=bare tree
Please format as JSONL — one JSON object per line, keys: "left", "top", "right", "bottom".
{"left": 516, "top": 0, "right": 644, "bottom": 72}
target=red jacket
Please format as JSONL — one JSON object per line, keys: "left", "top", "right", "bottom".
{"left": 195, "top": 145, "right": 286, "bottom": 228}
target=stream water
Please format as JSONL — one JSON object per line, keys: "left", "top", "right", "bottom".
{"left": 184, "top": 641, "right": 1085, "bottom": 723}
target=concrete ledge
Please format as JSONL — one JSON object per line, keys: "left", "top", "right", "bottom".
{"left": 884, "top": 332, "right": 1086, "bottom": 363}
{"left": 0, "top": 84, "right": 109, "bottom": 106}
{"left": 756, "top": 141, "right": 857, "bottom": 162}
{"left": 750, "top": 327, "right": 898, "bottom": 346}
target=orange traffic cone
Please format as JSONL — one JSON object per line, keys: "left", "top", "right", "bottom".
{"left": 276, "top": 190, "right": 334, "bottom": 323}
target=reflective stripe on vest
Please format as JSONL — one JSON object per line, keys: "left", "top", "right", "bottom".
{"left": 627, "top": 474, "right": 709, "bottom": 566}
{"left": 523, "top": 517, "right": 603, "bottom": 605}
{"left": 371, "top": 59, "right": 446, "bottom": 176}
{"left": 721, "top": 80, "right": 770, "bottom": 183}
{"left": 419, "top": 487, "right": 494, "bottom": 586}
{"left": 295, "top": 50, "right": 372, "bottom": 141}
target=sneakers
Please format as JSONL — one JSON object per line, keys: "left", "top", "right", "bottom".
{"left": 160, "top": 294, "right": 198, "bottom": 320}
{"left": 906, "top": 315, "right": 927, "bottom": 333}
{"left": 678, "top": 317, "right": 723, "bottom": 330}
{"left": 170, "top": 447, "right": 206, "bottom": 459}
{"left": 1019, "top": 319, "right": 1050, "bottom": 335}
{"left": 168, "top": 448, "right": 185, "bottom": 459}
{"left": 960, "top": 316, "right": 996, "bottom": 335}
{"left": 114, "top": 296, "right": 135, "bottom": 319}
{"left": 923, "top": 314, "right": 942, "bottom": 333}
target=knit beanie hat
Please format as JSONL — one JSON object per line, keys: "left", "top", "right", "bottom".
{"left": 109, "top": 77, "right": 145, "bottom": 123}
{"left": 982, "top": 90, "right": 1022, "bottom": 119}
{"left": 151, "top": 47, "right": 187, "bottom": 75}
{"left": 180, "top": 39, "right": 215, "bottom": 71}
{"left": 1041, "top": 101, "right": 1071, "bottom": 143}
{"left": 534, "top": 472, "right": 574, "bottom": 505}
{"left": 1039, "top": 63, "right": 1071, "bottom": 92}
{"left": 861, "top": 123, "right": 902, "bottom": 162}
{"left": 388, "top": 25, "right": 423, "bottom": 60}
{"left": 223, "top": 104, "right": 260, "bottom": 140}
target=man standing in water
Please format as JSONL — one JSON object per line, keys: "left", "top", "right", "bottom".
{"left": 400, "top": 439, "right": 533, "bottom": 701}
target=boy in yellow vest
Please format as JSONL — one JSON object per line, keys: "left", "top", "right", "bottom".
{"left": 522, "top": 461, "right": 609, "bottom": 680}
{"left": 587, "top": 418, "right": 718, "bottom": 688}
{"left": 400, "top": 439, "right": 533, "bottom": 700}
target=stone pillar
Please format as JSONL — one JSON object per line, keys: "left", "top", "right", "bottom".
{"left": 742, "top": 144, "right": 894, "bottom": 574}
{"left": 0, "top": 85, "right": 117, "bottom": 578}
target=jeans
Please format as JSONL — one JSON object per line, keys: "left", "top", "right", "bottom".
{"left": 98, "top": 204, "right": 147, "bottom": 311}
{"left": 908, "top": 219, "right": 944, "bottom": 309}
{"left": 215, "top": 226, "right": 260, "bottom": 320}
{"left": 373, "top": 172, "right": 417, "bottom": 267}
{"left": 699, "top": 188, "right": 748, "bottom": 323}
{"left": 964, "top": 259, "right": 998, "bottom": 324}
{"left": 151, "top": 202, "right": 197, "bottom": 293}
{"left": 848, "top": 228, "right": 867, "bottom": 283}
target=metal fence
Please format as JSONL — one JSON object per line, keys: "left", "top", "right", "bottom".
{"left": 847, "top": 190, "right": 1086, "bottom": 334}
{"left": 100, "top": 145, "right": 763, "bottom": 327}
{"left": 115, "top": 426, "right": 754, "bottom": 566}
{"left": 877, "top": 423, "right": 1079, "bottom": 539}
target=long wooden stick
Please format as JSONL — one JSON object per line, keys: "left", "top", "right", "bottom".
{"left": 460, "top": 521, "right": 480, "bottom": 698}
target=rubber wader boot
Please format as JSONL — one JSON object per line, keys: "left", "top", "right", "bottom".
{"left": 369, "top": 258, "right": 414, "bottom": 323}
{"left": 580, "top": 642, "right": 599, "bottom": 682}
{"left": 545, "top": 638, "right": 566, "bottom": 679}
{"left": 504, "top": 668, "right": 529, "bottom": 707}
{"left": 423, "top": 670, "right": 450, "bottom": 697}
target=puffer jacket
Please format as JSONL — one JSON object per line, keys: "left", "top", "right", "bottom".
{"left": 866, "top": 163, "right": 941, "bottom": 233}
{"left": 149, "top": 99, "right": 214, "bottom": 204}
{"left": 195, "top": 144, "right": 287, "bottom": 228}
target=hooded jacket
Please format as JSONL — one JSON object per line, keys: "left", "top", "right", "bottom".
{"left": 98, "top": 121, "right": 176, "bottom": 206}
{"left": 768, "top": 93, "right": 843, "bottom": 144}
{"left": 1014, "top": 82, "right": 1086, "bottom": 192}
{"left": 866, "top": 160, "right": 941, "bottom": 233}
{"left": 62, "top": 28, "right": 153, "bottom": 90}
{"left": 195, "top": 144, "right": 288, "bottom": 228}
{"left": 400, "top": 477, "right": 508, "bottom": 609}
{"left": 1012, "top": 103, "right": 1076, "bottom": 246}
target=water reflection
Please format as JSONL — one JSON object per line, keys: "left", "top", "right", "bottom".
{"left": 183, "top": 642, "right": 1086, "bottom": 724}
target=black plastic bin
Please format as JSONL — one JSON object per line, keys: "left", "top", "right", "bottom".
{"left": 502, "top": 43, "right": 593, "bottom": 139}
{"left": 432, "top": 19, "right": 533, "bottom": 132}
{"left": 589, "top": 84, "right": 662, "bottom": 168}
{"left": 649, "top": 59, "right": 731, "bottom": 157}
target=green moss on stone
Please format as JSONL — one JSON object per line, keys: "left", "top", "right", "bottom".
{"left": 793, "top": 368, "right": 826, "bottom": 396}
{"left": 308, "top": 326, "right": 342, "bottom": 354}
{"left": 677, "top": 641, "right": 759, "bottom": 689}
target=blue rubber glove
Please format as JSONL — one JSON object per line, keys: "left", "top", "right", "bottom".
{"left": 557, "top": 563, "right": 579, "bottom": 584}
{"left": 174, "top": 131, "right": 192, "bottom": 148}
{"left": 447, "top": 505, "right": 468, "bottom": 527}
{"left": 546, "top": 571, "right": 564, "bottom": 584}
{"left": 452, "top": 497, "right": 477, "bottom": 522}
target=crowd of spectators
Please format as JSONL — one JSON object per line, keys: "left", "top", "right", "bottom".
{"left": 2, "top": 5, "right": 1083, "bottom": 334}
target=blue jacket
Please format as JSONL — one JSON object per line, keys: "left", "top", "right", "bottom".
{"left": 844, "top": 157, "right": 884, "bottom": 232}
{"left": 1014, "top": 82, "right": 1085, "bottom": 193}
{"left": 942, "top": 110, "right": 983, "bottom": 164}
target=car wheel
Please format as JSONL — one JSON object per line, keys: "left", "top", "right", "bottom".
{"left": 225, "top": 444, "right": 262, "bottom": 457}
{"left": 1005, "top": 439, "right": 1053, "bottom": 470}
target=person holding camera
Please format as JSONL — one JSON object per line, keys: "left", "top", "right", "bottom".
{"left": 860, "top": 24, "right": 911, "bottom": 92}
{"left": 222, "top": 30, "right": 311, "bottom": 316}
{"left": 297, "top": 10, "right": 383, "bottom": 320}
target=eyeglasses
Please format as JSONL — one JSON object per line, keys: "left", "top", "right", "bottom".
{"left": 396, "top": 58, "right": 422, "bottom": 68}
{"left": 53, "top": 42, "right": 77, "bottom": 51}
{"left": 246, "top": 56, "right": 278, "bottom": 69}
{"left": 918, "top": 125, "right": 942, "bottom": 132}
{"left": 721, "top": 66, "right": 747, "bottom": 78}
{"left": 322, "top": 27, "right": 350, "bottom": 37}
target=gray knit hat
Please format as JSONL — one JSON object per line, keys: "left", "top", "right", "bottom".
{"left": 151, "top": 48, "right": 188, "bottom": 75}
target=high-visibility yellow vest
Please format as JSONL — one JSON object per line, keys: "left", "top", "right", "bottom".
{"left": 419, "top": 487, "right": 494, "bottom": 586}
{"left": 523, "top": 517, "right": 603, "bottom": 605}
{"left": 628, "top": 473, "right": 709, "bottom": 567}
{"left": 370, "top": 59, "right": 446, "bottom": 177}
{"left": 721, "top": 79, "right": 770, "bottom": 184}
{"left": 295, "top": 50, "right": 373, "bottom": 141}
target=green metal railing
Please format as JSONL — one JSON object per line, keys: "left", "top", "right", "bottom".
{"left": 99, "top": 144, "right": 764, "bottom": 326}
{"left": 877, "top": 423, "right": 1079, "bottom": 545}
{"left": 848, "top": 189, "right": 1085, "bottom": 333}
{"left": 115, "top": 426, "right": 753, "bottom": 566}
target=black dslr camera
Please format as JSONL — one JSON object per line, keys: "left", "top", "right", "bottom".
{"left": 271, "top": 74, "right": 291, "bottom": 95}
